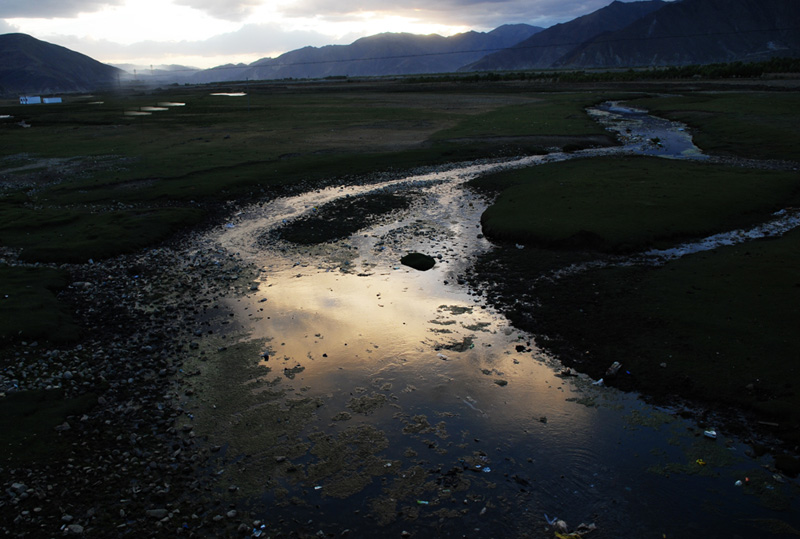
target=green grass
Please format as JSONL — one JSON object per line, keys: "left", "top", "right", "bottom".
{"left": 629, "top": 230, "right": 800, "bottom": 414}
{"left": 0, "top": 205, "right": 206, "bottom": 263}
{"left": 0, "top": 264, "right": 79, "bottom": 343}
{"left": 0, "top": 389, "right": 97, "bottom": 465}
{"left": 476, "top": 156, "right": 800, "bottom": 251}
{"left": 629, "top": 92, "right": 800, "bottom": 161}
{"left": 430, "top": 93, "right": 612, "bottom": 140}
{"left": 527, "top": 229, "right": 800, "bottom": 442}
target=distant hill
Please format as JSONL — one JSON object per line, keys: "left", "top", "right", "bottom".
{"left": 191, "top": 24, "right": 543, "bottom": 83}
{"left": 188, "top": 63, "right": 249, "bottom": 85}
{"left": 464, "top": 0, "right": 666, "bottom": 71}
{"left": 557, "top": 0, "right": 800, "bottom": 67}
{"left": 113, "top": 63, "right": 202, "bottom": 85}
{"left": 0, "top": 33, "right": 122, "bottom": 96}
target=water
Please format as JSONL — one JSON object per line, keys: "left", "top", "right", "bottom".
{"left": 193, "top": 103, "right": 800, "bottom": 537}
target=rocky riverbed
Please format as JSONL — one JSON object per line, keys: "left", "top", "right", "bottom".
{"left": 0, "top": 238, "right": 274, "bottom": 536}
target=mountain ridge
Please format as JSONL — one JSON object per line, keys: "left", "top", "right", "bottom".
{"left": 3, "top": 0, "right": 799, "bottom": 95}
{"left": 189, "top": 24, "right": 543, "bottom": 84}
{"left": 557, "top": 0, "right": 800, "bottom": 67}
{"left": 464, "top": 0, "right": 667, "bottom": 71}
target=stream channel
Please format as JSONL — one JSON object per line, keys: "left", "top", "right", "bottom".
{"left": 188, "top": 103, "right": 800, "bottom": 537}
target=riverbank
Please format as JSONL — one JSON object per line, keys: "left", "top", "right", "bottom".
{"left": 465, "top": 153, "right": 800, "bottom": 475}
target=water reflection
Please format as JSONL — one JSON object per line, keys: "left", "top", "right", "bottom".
{"left": 588, "top": 101, "right": 708, "bottom": 159}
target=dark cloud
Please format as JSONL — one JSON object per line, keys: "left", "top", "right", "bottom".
{"left": 0, "top": 0, "right": 123, "bottom": 19}
{"left": 280, "top": 0, "right": 639, "bottom": 29}
{"left": 173, "top": 0, "right": 262, "bottom": 22}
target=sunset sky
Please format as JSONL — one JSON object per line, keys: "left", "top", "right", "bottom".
{"left": 1, "top": 0, "right": 650, "bottom": 69}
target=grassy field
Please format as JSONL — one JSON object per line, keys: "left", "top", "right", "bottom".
{"left": 0, "top": 83, "right": 613, "bottom": 265}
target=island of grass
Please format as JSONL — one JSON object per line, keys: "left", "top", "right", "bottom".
{"left": 476, "top": 156, "right": 800, "bottom": 252}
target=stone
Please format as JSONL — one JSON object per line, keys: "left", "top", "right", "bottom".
{"left": 66, "top": 524, "right": 84, "bottom": 535}
{"left": 400, "top": 253, "right": 435, "bottom": 271}
{"left": 146, "top": 508, "right": 169, "bottom": 519}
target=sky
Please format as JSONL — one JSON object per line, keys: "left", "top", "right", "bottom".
{"left": 1, "top": 0, "right": 641, "bottom": 69}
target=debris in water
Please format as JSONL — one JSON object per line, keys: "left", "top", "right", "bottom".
{"left": 606, "top": 361, "right": 622, "bottom": 376}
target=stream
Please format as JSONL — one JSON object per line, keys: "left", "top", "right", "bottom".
{"left": 189, "top": 103, "right": 800, "bottom": 537}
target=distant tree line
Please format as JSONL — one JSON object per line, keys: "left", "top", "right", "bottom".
{"left": 405, "top": 56, "right": 800, "bottom": 84}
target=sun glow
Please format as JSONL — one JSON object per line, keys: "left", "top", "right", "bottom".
{"left": 7, "top": 0, "right": 240, "bottom": 44}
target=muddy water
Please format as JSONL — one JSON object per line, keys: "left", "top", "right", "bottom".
{"left": 194, "top": 104, "right": 800, "bottom": 537}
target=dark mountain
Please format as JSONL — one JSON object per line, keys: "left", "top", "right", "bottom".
{"left": 193, "top": 24, "right": 542, "bottom": 82}
{"left": 557, "top": 0, "right": 800, "bottom": 67}
{"left": 464, "top": 0, "right": 667, "bottom": 71}
{"left": 0, "top": 33, "right": 122, "bottom": 96}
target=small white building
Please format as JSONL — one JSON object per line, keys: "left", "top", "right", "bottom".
{"left": 43, "top": 97, "right": 62, "bottom": 104}
{"left": 20, "top": 96, "right": 42, "bottom": 105}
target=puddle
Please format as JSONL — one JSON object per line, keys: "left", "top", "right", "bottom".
{"left": 188, "top": 103, "right": 800, "bottom": 536}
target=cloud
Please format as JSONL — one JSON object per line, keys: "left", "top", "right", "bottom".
{"left": 0, "top": 0, "right": 123, "bottom": 19}
{"left": 0, "top": 19, "right": 19, "bottom": 33}
{"left": 53, "top": 22, "right": 346, "bottom": 67}
{"left": 279, "top": 0, "right": 637, "bottom": 29}
{"left": 173, "top": 0, "right": 263, "bottom": 21}
{"left": 195, "top": 23, "right": 347, "bottom": 54}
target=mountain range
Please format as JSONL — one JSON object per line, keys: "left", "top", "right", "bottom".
{"left": 1, "top": 0, "right": 798, "bottom": 96}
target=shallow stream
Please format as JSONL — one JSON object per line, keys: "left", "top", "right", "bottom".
{"left": 191, "top": 103, "right": 800, "bottom": 537}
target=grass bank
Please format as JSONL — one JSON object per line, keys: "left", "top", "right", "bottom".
{"left": 525, "top": 229, "right": 800, "bottom": 445}
{"left": 475, "top": 156, "right": 800, "bottom": 251}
